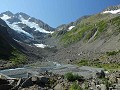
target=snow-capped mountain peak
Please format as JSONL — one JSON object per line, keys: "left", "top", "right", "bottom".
{"left": 0, "top": 11, "right": 55, "bottom": 43}
{"left": 19, "top": 15, "right": 53, "bottom": 34}
{"left": 102, "top": 5, "right": 120, "bottom": 14}
{"left": 1, "top": 14, "right": 11, "bottom": 21}
{"left": 102, "top": 9, "right": 120, "bottom": 14}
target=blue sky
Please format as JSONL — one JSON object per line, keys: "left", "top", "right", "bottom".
{"left": 0, "top": 0, "right": 120, "bottom": 27}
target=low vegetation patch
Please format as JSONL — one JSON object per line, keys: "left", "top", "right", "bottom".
{"left": 76, "top": 59, "right": 120, "bottom": 70}
{"left": 65, "top": 72, "right": 83, "bottom": 82}
{"left": 69, "top": 82, "right": 82, "bottom": 90}
{"left": 60, "top": 20, "right": 108, "bottom": 46}
{"left": 10, "top": 50, "right": 27, "bottom": 65}
{"left": 59, "top": 15, "right": 120, "bottom": 47}
{"left": 106, "top": 50, "right": 120, "bottom": 56}
{"left": 60, "top": 24, "right": 94, "bottom": 46}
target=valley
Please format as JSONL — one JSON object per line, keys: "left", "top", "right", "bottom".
{"left": 0, "top": 4, "right": 120, "bottom": 90}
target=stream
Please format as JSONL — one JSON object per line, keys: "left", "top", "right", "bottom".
{"left": 0, "top": 61, "right": 62, "bottom": 78}
{"left": 0, "top": 61, "right": 104, "bottom": 79}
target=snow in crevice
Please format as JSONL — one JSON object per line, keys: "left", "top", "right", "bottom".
{"left": 34, "top": 44, "right": 47, "bottom": 48}
{"left": 19, "top": 15, "right": 53, "bottom": 34}
{"left": 7, "top": 22, "right": 34, "bottom": 38}
{"left": 102, "top": 9, "right": 120, "bottom": 14}
{"left": 0, "top": 14, "right": 11, "bottom": 21}
{"left": 68, "top": 26, "right": 75, "bottom": 31}
{"left": 88, "top": 30, "right": 98, "bottom": 42}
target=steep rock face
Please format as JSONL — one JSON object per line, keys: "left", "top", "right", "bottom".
{"left": 0, "top": 25, "right": 13, "bottom": 59}
{"left": 56, "top": 15, "right": 90, "bottom": 31}
{"left": 0, "top": 11, "right": 55, "bottom": 44}
{"left": 0, "top": 24, "right": 25, "bottom": 60}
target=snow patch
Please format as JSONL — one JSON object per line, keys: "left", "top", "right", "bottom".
{"left": 103, "top": 9, "right": 120, "bottom": 14}
{"left": 19, "top": 15, "right": 54, "bottom": 34}
{"left": 7, "top": 22, "right": 33, "bottom": 38}
{"left": 68, "top": 26, "right": 75, "bottom": 31}
{"left": 34, "top": 44, "right": 47, "bottom": 48}
{"left": 53, "top": 62, "right": 61, "bottom": 67}
{"left": 0, "top": 14, "right": 11, "bottom": 21}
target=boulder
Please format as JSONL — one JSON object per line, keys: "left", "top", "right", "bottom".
{"left": 8, "top": 79, "right": 15, "bottom": 85}
{"left": 117, "top": 78, "right": 120, "bottom": 84}
{"left": 38, "top": 76, "right": 49, "bottom": 84}
{"left": 0, "top": 79, "right": 9, "bottom": 85}
{"left": 100, "top": 84, "right": 107, "bottom": 90}
{"left": 32, "top": 76, "right": 38, "bottom": 82}
{"left": 0, "top": 84, "right": 13, "bottom": 90}
{"left": 21, "top": 77, "right": 33, "bottom": 88}
{"left": 0, "top": 74, "right": 7, "bottom": 80}
{"left": 17, "top": 78, "right": 23, "bottom": 86}
{"left": 54, "top": 84, "right": 64, "bottom": 90}
{"left": 31, "top": 76, "right": 39, "bottom": 84}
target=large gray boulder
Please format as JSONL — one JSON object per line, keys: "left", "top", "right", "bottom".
{"left": 54, "top": 84, "right": 64, "bottom": 90}
{"left": 21, "top": 77, "right": 33, "bottom": 88}
{"left": 38, "top": 76, "right": 49, "bottom": 84}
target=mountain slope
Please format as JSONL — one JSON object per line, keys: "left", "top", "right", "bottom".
{"left": 44, "top": 5, "right": 120, "bottom": 65}
{"left": 0, "top": 18, "right": 58, "bottom": 69}
{"left": 0, "top": 24, "right": 27, "bottom": 69}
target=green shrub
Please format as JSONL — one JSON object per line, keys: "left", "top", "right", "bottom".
{"left": 78, "top": 59, "right": 89, "bottom": 66}
{"left": 69, "top": 82, "right": 81, "bottom": 90}
{"left": 65, "top": 72, "right": 83, "bottom": 82}
{"left": 111, "top": 16, "right": 120, "bottom": 26}
{"left": 106, "top": 50, "right": 119, "bottom": 56}
{"left": 65, "top": 72, "right": 74, "bottom": 81}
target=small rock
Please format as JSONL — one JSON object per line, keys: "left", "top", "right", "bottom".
{"left": 100, "top": 84, "right": 107, "bottom": 90}
{"left": 58, "top": 76, "right": 61, "bottom": 80}
{"left": 31, "top": 76, "right": 39, "bottom": 82}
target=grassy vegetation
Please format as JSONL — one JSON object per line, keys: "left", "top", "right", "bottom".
{"left": 10, "top": 49, "right": 27, "bottom": 65}
{"left": 60, "top": 20, "right": 108, "bottom": 46}
{"left": 111, "top": 16, "right": 120, "bottom": 33}
{"left": 69, "top": 82, "right": 81, "bottom": 90}
{"left": 76, "top": 59, "right": 120, "bottom": 70}
{"left": 58, "top": 15, "right": 120, "bottom": 47}
{"left": 106, "top": 50, "right": 120, "bottom": 56}
{"left": 60, "top": 24, "right": 94, "bottom": 46}
{"left": 110, "top": 16, "right": 120, "bottom": 26}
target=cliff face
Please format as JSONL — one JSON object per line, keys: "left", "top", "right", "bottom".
{"left": 0, "top": 25, "right": 13, "bottom": 59}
